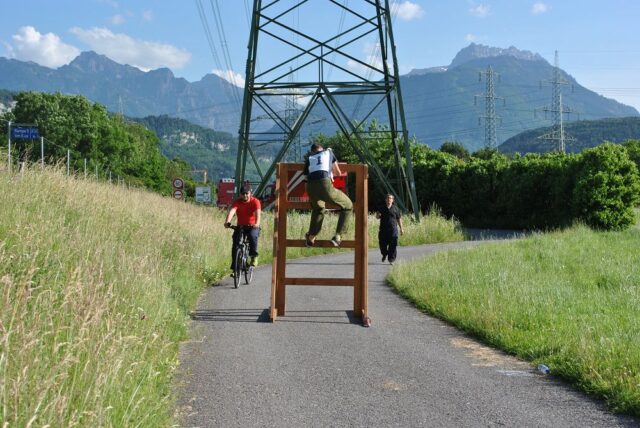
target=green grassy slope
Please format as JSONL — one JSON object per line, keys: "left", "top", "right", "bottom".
{"left": 389, "top": 222, "right": 640, "bottom": 415}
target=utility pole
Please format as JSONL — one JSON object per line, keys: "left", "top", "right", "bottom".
{"left": 475, "top": 66, "right": 504, "bottom": 149}
{"left": 236, "top": 0, "right": 420, "bottom": 219}
{"left": 537, "top": 51, "right": 575, "bottom": 152}
{"left": 191, "top": 169, "right": 208, "bottom": 183}
{"left": 7, "top": 120, "right": 11, "bottom": 173}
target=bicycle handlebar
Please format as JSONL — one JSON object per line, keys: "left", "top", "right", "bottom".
{"left": 226, "top": 224, "right": 259, "bottom": 230}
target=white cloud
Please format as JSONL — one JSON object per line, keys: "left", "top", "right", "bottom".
{"left": 469, "top": 4, "right": 491, "bottom": 17}
{"left": 391, "top": 1, "right": 424, "bottom": 21}
{"left": 465, "top": 33, "right": 478, "bottom": 42}
{"left": 142, "top": 9, "right": 154, "bottom": 21}
{"left": 5, "top": 26, "right": 80, "bottom": 68}
{"left": 212, "top": 69, "right": 245, "bottom": 87}
{"left": 531, "top": 2, "right": 551, "bottom": 15}
{"left": 346, "top": 42, "right": 383, "bottom": 74}
{"left": 109, "top": 14, "right": 125, "bottom": 25}
{"left": 69, "top": 27, "right": 191, "bottom": 70}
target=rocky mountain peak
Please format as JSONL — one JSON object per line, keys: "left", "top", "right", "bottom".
{"left": 449, "top": 43, "right": 545, "bottom": 68}
{"left": 67, "top": 51, "right": 142, "bottom": 76}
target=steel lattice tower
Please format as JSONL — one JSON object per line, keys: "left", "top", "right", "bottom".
{"left": 475, "top": 66, "right": 503, "bottom": 149}
{"left": 235, "top": 0, "right": 420, "bottom": 218}
{"left": 538, "top": 51, "right": 575, "bottom": 152}
{"left": 284, "top": 68, "right": 302, "bottom": 162}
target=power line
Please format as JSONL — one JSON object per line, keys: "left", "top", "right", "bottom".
{"left": 194, "top": 0, "right": 242, "bottom": 121}
{"left": 209, "top": 0, "right": 243, "bottom": 109}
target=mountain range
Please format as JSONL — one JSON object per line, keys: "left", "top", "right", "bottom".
{"left": 0, "top": 43, "right": 637, "bottom": 152}
{"left": 0, "top": 51, "right": 242, "bottom": 132}
{"left": 323, "top": 43, "right": 637, "bottom": 150}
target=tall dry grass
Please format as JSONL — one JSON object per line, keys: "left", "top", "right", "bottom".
{"left": 0, "top": 165, "right": 227, "bottom": 426}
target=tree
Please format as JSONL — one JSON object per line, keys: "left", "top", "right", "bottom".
{"left": 7, "top": 91, "right": 186, "bottom": 194}
{"left": 439, "top": 141, "right": 469, "bottom": 159}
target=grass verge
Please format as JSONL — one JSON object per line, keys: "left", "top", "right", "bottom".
{"left": 387, "top": 223, "right": 640, "bottom": 415}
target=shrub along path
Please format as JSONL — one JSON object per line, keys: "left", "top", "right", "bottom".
{"left": 174, "top": 243, "right": 636, "bottom": 427}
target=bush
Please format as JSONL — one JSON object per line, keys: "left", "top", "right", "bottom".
{"left": 572, "top": 143, "right": 640, "bottom": 230}
{"left": 623, "top": 139, "right": 640, "bottom": 174}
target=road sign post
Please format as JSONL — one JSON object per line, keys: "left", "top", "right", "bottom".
{"left": 195, "top": 186, "right": 211, "bottom": 204}
{"left": 172, "top": 189, "right": 184, "bottom": 200}
{"left": 11, "top": 126, "right": 40, "bottom": 140}
{"left": 6, "top": 120, "right": 10, "bottom": 173}
{"left": 172, "top": 177, "right": 185, "bottom": 201}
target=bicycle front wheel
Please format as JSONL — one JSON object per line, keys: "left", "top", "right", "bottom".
{"left": 244, "top": 264, "right": 253, "bottom": 284}
{"left": 233, "top": 248, "right": 243, "bottom": 288}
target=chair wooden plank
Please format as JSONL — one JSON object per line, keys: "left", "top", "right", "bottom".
{"left": 275, "top": 163, "right": 289, "bottom": 316}
{"left": 270, "top": 166, "right": 281, "bottom": 321}
{"left": 353, "top": 164, "right": 364, "bottom": 316}
{"left": 285, "top": 201, "right": 341, "bottom": 210}
{"left": 285, "top": 239, "right": 356, "bottom": 248}
{"left": 361, "top": 166, "right": 369, "bottom": 318}
{"left": 284, "top": 277, "right": 355, "bottom": 286}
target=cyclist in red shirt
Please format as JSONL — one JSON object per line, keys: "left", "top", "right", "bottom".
{"left": 224, "top": 185, "right": 261, "bottom": 272}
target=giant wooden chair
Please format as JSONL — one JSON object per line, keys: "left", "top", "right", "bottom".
{"left": 270, "top": 163, "right": 370, "bottom": 326}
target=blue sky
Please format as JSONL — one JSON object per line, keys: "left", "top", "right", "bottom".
{"left": 0, "top": 0, "right": 639, "bottom": 111}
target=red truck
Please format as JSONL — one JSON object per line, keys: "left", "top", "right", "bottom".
{"left": 216, "top": 178, "right": 265, "bottom": 209}
{"left": 216, "top": 178, "right": 244, "bottom": 208}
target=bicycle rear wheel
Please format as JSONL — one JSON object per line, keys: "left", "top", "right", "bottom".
{"left": 233, "top": 248, "right": 242, "bottom": 288}
{"left": 244, "top": 263, "right": 253, "bottom": 284}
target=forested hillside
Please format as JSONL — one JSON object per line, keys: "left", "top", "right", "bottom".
{"left": 499, "top": 117, "right": 640, "bottom": 153}
{"left": 132, "top": 115, "right": 238, "bottom": 181}
{"left": 0, "top": 92, "right": 192, "bottom": 193}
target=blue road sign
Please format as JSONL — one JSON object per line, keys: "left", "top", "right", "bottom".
{"left": 11, "top": 127, "right": 40, "bottom": 140}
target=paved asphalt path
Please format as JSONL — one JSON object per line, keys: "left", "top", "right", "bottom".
{"left": 174, "top": 242, "right": 638, "bottom": 427}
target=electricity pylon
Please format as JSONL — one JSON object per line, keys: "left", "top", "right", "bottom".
{"left": 284, "top": 68, "right": 302, "bottom": 162}
{"left": 475, "top": 66, "right": 503, "bottom": 149}
{"left": 537, "top": 50, "right": 575, "bottom": 152}
{"left": 235, "top": 0, "right": 420, "bottom": 219}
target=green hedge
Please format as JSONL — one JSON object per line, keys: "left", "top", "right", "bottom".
{"left": 314, "top": 126, "right": 639, "bottom": 230}
{"left": 412, "top": 143, "right": 640, "bottom": 230}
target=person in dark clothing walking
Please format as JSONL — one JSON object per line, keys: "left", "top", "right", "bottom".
{"left": 376, "top": 193, "right": 404, "bottom": 264}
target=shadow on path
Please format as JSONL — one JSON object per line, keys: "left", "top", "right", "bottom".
{"left": 190, "top": 308, "right": 271, "bottom": 323}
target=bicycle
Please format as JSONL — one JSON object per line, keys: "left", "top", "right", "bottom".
{"left": 229, "top": 225, "right": 255, "bottom": 288}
